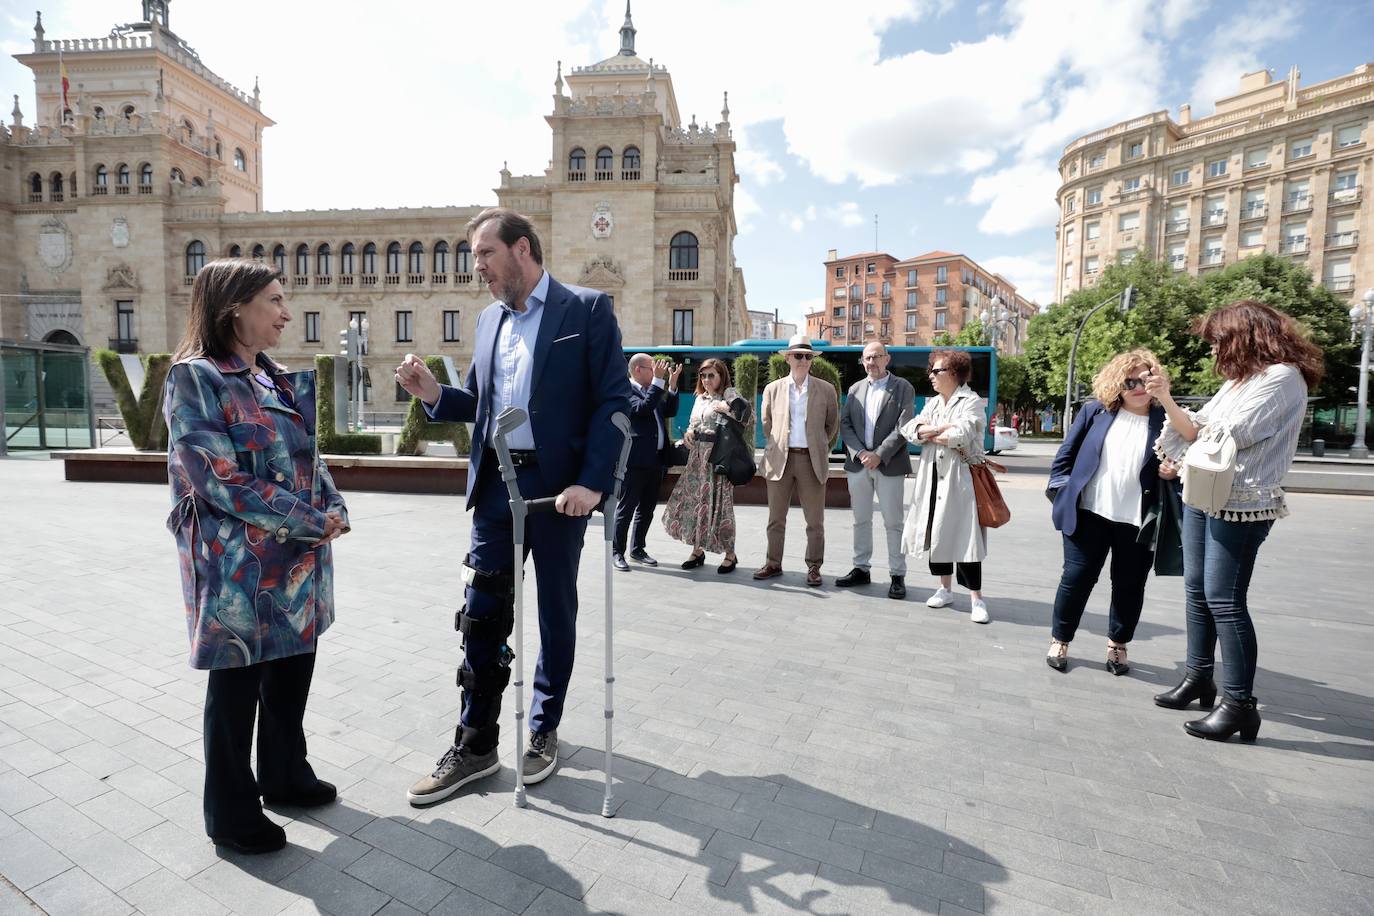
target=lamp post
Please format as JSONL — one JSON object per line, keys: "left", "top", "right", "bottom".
{"left": 1350, "top": 287, "right": 1374, "bottom": 459}
{"left": 351, "top": 316, "right": 369, "bottom": 432}
{"left": 1064, "top": 286, "right": 1136, "bottom": 428}
{"left": 980, "top": 296, "right": 1021, "bottom": 353}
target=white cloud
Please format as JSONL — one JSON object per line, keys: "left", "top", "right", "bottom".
{"left": 967, "top": 161, "right": 1062, "bottom": 236}
{"left": 827, "top": 201, "right": 866, "bottom": 228}
{"left": 980, "top": 253, "right": 1056, "bottom": 306}
{"left": 733, "top": 184, "right": 761, "bottom": 232}
{"left": 776, "top": 296, "right": 823, "bottom": 329}
{"left": 1187, "top": 6, "right": 1299, "bottom": 117}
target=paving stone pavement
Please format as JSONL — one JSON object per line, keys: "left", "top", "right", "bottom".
{"left": 1, "top": 455, "right": 1371, "bottom": 916}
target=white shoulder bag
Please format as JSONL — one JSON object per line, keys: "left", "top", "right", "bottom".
{"left": 1181, "top": 424, "right": 1237, "bottom": 514}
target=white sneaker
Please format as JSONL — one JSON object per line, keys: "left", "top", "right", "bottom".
{"left": 970, "top": 599, "right": 990, "bottom": 624}
{"left": 926, "top": 587, "right": 954, "bottom": 608}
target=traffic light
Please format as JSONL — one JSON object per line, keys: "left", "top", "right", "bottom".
{"left": 1120, "top": 286, "right": 1137, "bottom": 312}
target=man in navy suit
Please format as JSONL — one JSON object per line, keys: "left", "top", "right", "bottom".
{"left": 394, "top": 208, "right": 630, "bottom": 805}
{"left": 612, "top": 354, "right": 681, "bottom": 571}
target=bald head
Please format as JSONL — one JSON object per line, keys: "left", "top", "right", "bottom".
{"left": 861, "top": 341, "right": 890, "bottom": 380}
{"left": 629, "top": 352, "right": 654, "bottom": 387}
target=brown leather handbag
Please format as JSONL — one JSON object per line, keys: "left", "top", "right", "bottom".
{"left": 965, "top": 455, "right": 1011, "bottom": 529}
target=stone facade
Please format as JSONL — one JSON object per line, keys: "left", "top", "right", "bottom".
{"left": 1055, "top": 64, "right": 1374, "bottom": 304}
{"left": 0, "top": 4, "right": 747, "bottom": 417}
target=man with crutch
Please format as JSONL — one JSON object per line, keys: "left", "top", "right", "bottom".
{"left": 395, "top": 208, "right": 630, "bottom": 805}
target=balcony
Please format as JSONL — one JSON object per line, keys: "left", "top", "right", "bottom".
{"left": 1325, "top": 231, "right": 1359, "bottom": 249}
{"left": 431, "top": 274, "right": 448, "bottom": 285}
{"left": 384, "top": 274, "right": 401, "bottom": 286}
{"left": 1279, "top": 238, "right": 1309, "bottom": 255}
{"left": 407, "top": 274, "right": 424, "bottom": 286}
{"left": 1283, "top": 194, "right": 1312, "bottom": 213}
{"left": 1327, "top": 276, "right": 1356, "bottom": 292}
{"left": 1329, "top": 188, "right": 1362, "bottom": 207}
{"left": 1084, "top": 198, "right": 1103, "bottom": 211}
{"left": 455, "top": 272, "right": 474, "bottom": 285}
{"left": 1166, "top": 219, "right": 1189, "bottom": 234}
{"left": 594, "top": 170, "right": 614, "bottom": 181}
{"left": 360, "top": 274, "right": 378, "bottom": 286}
{"left": 115, "top": 184, "right": 130, "bottom": 195}
{"left": 567, "top": 170, "right": 586, "bottom": 182}
{"left": 1203, "top": 209, "right": 1227, "bottom": 227}
{"left": 339, "top": 275, "right": 354, "bottom": 287}
{"left": 667, "top": 269, "right": 699, "bottom": 281}
{"left": 107, "top": 337, "right": 138, "bottom": 354}
{"left": 315, "top": 276, "right": 332, "bottom": 287}
{"left": 1240, "top": 203, "right": 1267, "bottom": 221}
{"left": 621, "top": 169, "right": 640, "bottom": 181}
{"left": 183, "top": 276, "right": 195, "bottom": 286}
{"left": 28, "top": 193, "right": 42, "bottom": 203}
{"left": 1199, "top": 253, "right": 1225, "bottom": 269}
{"left": 138, "top": 184, "right": 152, "bottom": 195}
{"left": 92, "top": 185, "right": 108, "bottom": 196}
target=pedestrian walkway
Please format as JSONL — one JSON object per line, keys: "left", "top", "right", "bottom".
{"left": 0, "top": 458, "right": 1370, "bottom": 915}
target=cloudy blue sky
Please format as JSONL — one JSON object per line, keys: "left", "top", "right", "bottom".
{"left": 3, "top": 0, "right": 1371, "bottom": 325}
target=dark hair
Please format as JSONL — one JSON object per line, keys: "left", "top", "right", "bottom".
{"left": 465, "top": 207, "right": 544, "bottom": 265}
{"left": 1194, "top": 299, "right": 1324, "bottom": 387}
{"left": 173, "top": 258, "right": 283, "bottom": 362}
{"left": 930, "top": 349, "right": 971, "bottom": 384}
{"left": 694, "top": 358, "right": 732, "bottom": 395}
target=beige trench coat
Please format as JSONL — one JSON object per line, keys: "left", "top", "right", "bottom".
{"left": 899, "top": 385, "right": 988, "bottom": 563}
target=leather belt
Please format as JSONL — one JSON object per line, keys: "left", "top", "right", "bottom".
{"left": 787, "top": 447, "right": 810, "bottom": 454}
{"left": 491, "top": 447, "right": 538, "bottom": 468}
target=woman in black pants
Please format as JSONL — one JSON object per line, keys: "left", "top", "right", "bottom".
{"left": 1046, "top": 350, "right": 1176, "bottom": 674}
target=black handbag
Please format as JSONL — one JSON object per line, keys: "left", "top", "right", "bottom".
{"left": 709, "top": 418, "right": 756, "bottom": 486}
{"left": 666, "top": 441, "right": 690, "bottom": 467}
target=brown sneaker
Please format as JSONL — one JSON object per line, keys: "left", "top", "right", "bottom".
{"left": 752, "top": 564, "right": 783, "bottom": 580}
{"left": 406, "top": 745, "right": 500, "bottom": 807}
{"left": 806, "top": 566, "right": 823, "bottom": 587}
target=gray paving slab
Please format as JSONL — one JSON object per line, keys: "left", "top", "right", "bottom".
{"left": 0, "top": 457, "right": 1371, "bottom": 915}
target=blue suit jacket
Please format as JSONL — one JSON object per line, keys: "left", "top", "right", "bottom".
{"left": 1048, "top": 400, "right": 1165, "bottom": 535}
{"left": 427, "top": 276, "right": 631, "bottom": 508}
{"left": 626, "top": 382, "right": 679, "bottom": 468}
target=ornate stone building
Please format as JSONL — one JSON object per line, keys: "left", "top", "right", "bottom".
{"left": 0, "top": 2, "right": 747, "bottom": 414}
{"left": 1055, "top": 64, "right": 1373, "bottom": 304}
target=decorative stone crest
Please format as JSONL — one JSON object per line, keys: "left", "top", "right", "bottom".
{"left": 37, "top": 217, "right": 73, "bottom": 275}
{"left": 579, "top": 256, "right": 625, "bottom": 288}
{"left": 591, "top": 201, "right": 614, "bottom": 239}
{"left": 103, "top": 262, "right": 140, "bottom": 292}
{"left": 111, "top": 216, "right": 130, "bottom": 248}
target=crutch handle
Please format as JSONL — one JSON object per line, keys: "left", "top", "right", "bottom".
{"left": 525, "top": 496, "right": 613, "bottom": 515}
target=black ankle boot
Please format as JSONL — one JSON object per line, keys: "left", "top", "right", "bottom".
{"left": 1153, "top": 672, "right": 1217, "bottom": 710}
{"left": 1184, "top": 696, "right": 1260, "bottom": 742}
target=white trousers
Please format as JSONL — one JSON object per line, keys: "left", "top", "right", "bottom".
{"left": 847, "top": 468, "right": 907, "bottom": 576}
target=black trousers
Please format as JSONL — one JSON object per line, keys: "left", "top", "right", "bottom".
{"left": 1051, "top": 508, "right": 1153, "bottom": 644}
{"left": 614, "top": 464, "right": 665, "bottom": 555}
{"left": 929, "top": 561, "right": 982, "bottom": 591}
{"left": 203, "top": 650, "right": 318, "bottom": 838}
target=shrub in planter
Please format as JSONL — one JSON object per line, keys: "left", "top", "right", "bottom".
{"left": 315, "top": 355, "right": 382, "bottom": 455}
{"left": 396, "top": 357, "right": 472, "bottom": 456}
{"left": 96, "top": 350, "right": 170, "bottom": 450}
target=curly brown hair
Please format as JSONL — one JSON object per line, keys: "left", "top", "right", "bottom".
{"left": 1092, "top": 348, "right": 1166, "bottom": 412}
{"left": 930, "top": 349, "right": 971, "bottom": 384}
{"left": 1194, "top": 300, "right": 1324, "bottom": 387}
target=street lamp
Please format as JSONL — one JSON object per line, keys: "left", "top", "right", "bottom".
{"left": 1064, "top": 286, "right": 1136, "bottom": 428}
{"left": 1349, "top": 288, "right": 1374, "bottom": 459}
{"left": 352, "top": 316, "right": 370, "bottom": 432}
{"left": 980, "top": 296, "right": 1021, "bottom": 353}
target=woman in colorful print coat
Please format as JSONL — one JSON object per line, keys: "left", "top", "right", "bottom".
{"left": 165, "top": 258, "right": 349, "bottom": 854}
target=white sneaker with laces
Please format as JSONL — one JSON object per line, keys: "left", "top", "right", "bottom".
{"left": 926, "top": 587, "right": 954, "bottom": 608}
{"left": 970, "top": 599, "right": 990, "bottom": 624}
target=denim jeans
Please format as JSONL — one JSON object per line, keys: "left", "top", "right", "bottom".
{"left": 1182, "top": 505, "right": 1273, "bottom": 700}
{"left": 1051, "top": 509, "right": 1154, "bottom": 644}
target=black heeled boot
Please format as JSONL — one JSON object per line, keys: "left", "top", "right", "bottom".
{"left": 1153, "top": 672, "right": 1217, "bottom": 710}
{"left": 1184, "top": 696, "right": 1260, "bottom": 742}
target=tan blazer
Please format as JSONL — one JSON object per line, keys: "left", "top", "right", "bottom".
{"left": 761, "top": 374, "right": 840, "bottom": 483}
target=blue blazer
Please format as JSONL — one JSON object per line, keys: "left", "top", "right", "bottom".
{"left": 626, "top": 382, "right": 679, "bottom": 468}
{"left": 427, "top": 275, "right": 632, "bottom": 508}
{"left": 1049, "top": 400, "right": 1165, "bottom": 535}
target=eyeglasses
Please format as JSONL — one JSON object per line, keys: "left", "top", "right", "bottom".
{"left": 1123, "top": 377, "right": 1151, "bottom": 391}
{"left": 927, "top": 367, "right": 949, "bottom": 376}
{"left": 699, "top": 372, "right": 717, "bottom": 378}
{"left": 790, "top": 353, "right": 815, "bottom": 361}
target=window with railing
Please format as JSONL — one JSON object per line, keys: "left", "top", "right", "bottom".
{"left": 1325, "top": 230, "right": 1358, "bottom": 248}
{"left": 94, "top": 165, "right": 108, "bottom": 195}
{"left": 1206, "top": 159, "right": 1228, "bottom": 179}
{"left": 594, "top": 147, "right": 614, "bottom": 180}
{"left": 1336, "top": 123, "right": 1364, "bottom": 149}
{"left": 433, "top": 240, "right": 449, "bottom": 275}
{"left": 455, "top": 241, "right": 472, "bottom": 279}
{"left": 568, "top": 147, "right": 586, "bottom": 180}
{"left": 622, "top": 146, "right": 641, "bottom": 180}
{"left": 1086, "top": 187, "right": 1102, "bottom": 206}
{"left": 361, "top": 242, "right": 377, "bottom": 281}
{"left": 1170, "top": 168, "right": 1190, "bottom": 187}
{"left": 185, "top": 240, "right": 206, "bottom": 276}
{"left": 669, "top": 232, "right": 698, "bottom": 280}
{"left": 295, "top": 244, "right": 309, "bottom": 277}
{"left": 273, "top": 245, "right": 287, "bottom": 275}
{"left": 1289, "top": 137, "right": 1314, "bottom": 160}
{"left": 115, "top": 301, "right": 135, "bottom": 347}
{"left": 386, "top": 241, "right": 402, "bottom": 277}
{"left": 116, "top": 164, "right": 131, "bottom": 194}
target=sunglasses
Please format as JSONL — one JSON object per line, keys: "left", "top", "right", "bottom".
{"left": 699, "top": 372, "right": 717, "bottom": 378}
{"left": 927, "top": 367, "right": 949, "bottom": 376}
{"left": 1123, "top": 377, "right": 1151, "bottom": 390}
{"left": 790, "top": 353, "right": 815, "bottom": 361}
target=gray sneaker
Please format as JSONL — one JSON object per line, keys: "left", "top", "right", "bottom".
{"left": 522, "top": 729, "right": 558, "bottom": 785}
{"left": 406, "top": 745, "right": 500, "bottom": 806}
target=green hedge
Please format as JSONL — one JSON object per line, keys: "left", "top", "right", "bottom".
{"left": 96, "top": 350, "right": 170, "bottom": 451}
{"left": 396, "top": 357, "right": 472, "bottom": 456}
{"left": 732, "top": 354, "right": 759, "bottom": 401}
{"left": 314, "top": 355, "right": 382, "bottom": 455}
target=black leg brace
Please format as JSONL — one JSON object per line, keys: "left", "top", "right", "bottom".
{"left": 453, "top": 563, "right": 515, "bottom": 753}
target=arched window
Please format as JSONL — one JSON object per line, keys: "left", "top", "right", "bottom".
{"left": 185, "top": 240, "right": 206, "bottom": 276}
{"left": 595, "top": 146, "right": 613, "bottom": 177}
{"left": 362, "top": 242, "right": 378, "bottom": 275}
{"left": 568, "top": 147, "right": 586, "bottom": 175}
{"left": 234, "top": 148, "right": 246, "bottom": 171}
{"left": 251, "top": 244, "right": 265, "bottom": 260}
{"left": 169, "top": 167, "right": 184, "bottom": 183}
{"left": 92, "top": 105, "right": 105, "bottom": 121}
{"left": 50, "top": 172, "right": 64, "bottom": 201}
{"left": 69, "top": 172, "right": 77, "bottom": 197}
{"left": 386, "top": 242, "right": 402, "bottom": 275}
{"left": 228, "top": 244, "right": 242, "bottom": 258}
{"left": 139, "top": 163, "right": 152, "bottom": 187}
{"left": 121, "top": 105, "right": 135, "bottom": 119}
{"left": 116, "top": 164, "right": 130, "bottom": 186}
{"left": 623, "top": 146, "right": 641, "bottom": 172}
{"left": 317, "top": 243, "right": 332, "bottom": 276}
{"left": 433, "top": 240, "right": 449, "bottom": 273}
{"left": 94, "top": 165, "right": 107, "bottom": 188}
{"left": 181, "top": 118, "right": 195, "bottom": 140}
{"left": 407, "top": 241, "right": 424, "bottom": 274}
{"left": 272, "top": 244, "right": 287, "bottom": 274}
{"left": 670, "top": 231, "right": 699, "bottom": 270}
{"left": 340, "top": 242, "right": 356, "bottom": 274}
{"left": 295, "top": 244, "right": 309, "bottom": 275}
{"left": 456, "top": 241, "right": 472, "bottom": 274}
{"left": 191, "top": 177, "right": 204, "bottom": 188}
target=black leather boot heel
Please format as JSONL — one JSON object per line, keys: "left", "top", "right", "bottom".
{"left": 1185, "top": 697, "right": 1260, "bottom": 742}
{"left": 1153, "top": 672, "right": 1217, "bottom": 710}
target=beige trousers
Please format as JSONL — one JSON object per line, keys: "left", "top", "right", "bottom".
{"left": 766, "top": 450, "right": 826, "bottom": 568}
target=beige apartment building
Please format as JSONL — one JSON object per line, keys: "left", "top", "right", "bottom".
{"left": 0, "top": 3, "right": 746, "bottom": 415}
{"left": 1055, "top": 64, "right": 1373, "bottom": 303}
{"left": 806, "top": 249, "right": 1036, "bottom": 353}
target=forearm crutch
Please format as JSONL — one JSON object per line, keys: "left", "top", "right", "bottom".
{"left": 600, "top": 411, "right": 633, "bottom": 817}
{"left": 491, "top": 407, "right": 632, "bottom": 812}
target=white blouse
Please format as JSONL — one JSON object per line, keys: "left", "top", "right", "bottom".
{"left": 1079, "top": 409, "right": 1150, "bottom": 526}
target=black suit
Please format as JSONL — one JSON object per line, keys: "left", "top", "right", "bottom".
{"left": 614, "top": 380, "right": 678, "bottom": 555}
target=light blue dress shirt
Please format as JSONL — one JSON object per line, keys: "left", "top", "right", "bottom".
{"left": 486, "top": 270, "right": 549, "bottom": 450}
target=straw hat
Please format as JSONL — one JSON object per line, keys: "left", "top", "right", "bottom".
{"left": 779, "top": 334, "right": 816, "bottom": 355}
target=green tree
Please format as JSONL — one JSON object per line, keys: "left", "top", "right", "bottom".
{"left": 995, "top": 353, "right": 1033, "bottom": 411}
{"left": 932, "top": 319, "right": 987, "bottom": 347}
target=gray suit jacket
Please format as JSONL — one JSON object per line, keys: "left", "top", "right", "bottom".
{"left": 839, "top": 374, "right": 914, "bottom": 476}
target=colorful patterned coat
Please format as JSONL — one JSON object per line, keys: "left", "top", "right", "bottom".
{"left": 165, "top": 353, "right": 348, "bottom": 670}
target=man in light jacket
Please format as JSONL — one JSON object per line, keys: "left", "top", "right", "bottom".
{"left": 837, "top": 342, "right": 914, "bottom": 599}
{"left": 754, "top": 335, "right": 839, "bottom": 587}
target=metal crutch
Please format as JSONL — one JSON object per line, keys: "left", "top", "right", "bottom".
{"left": 600, "top": 411, "right": 633, "bottom": 817}
{"left": 490, "top": 407, "right": 631, "bottom": 811}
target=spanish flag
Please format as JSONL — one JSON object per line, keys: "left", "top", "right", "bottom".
{"left": 58, "top": 49, "right": 69, "bottom": 111}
